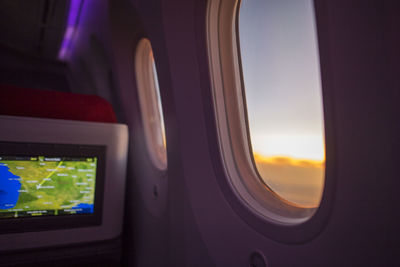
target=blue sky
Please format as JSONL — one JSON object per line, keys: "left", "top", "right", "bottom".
{"left": 239, "top": 0, "right": 325, "bottom": 161}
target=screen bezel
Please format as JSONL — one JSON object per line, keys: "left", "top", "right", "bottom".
{"left": 0, "top": 141, "right": 106, "bottom": 234}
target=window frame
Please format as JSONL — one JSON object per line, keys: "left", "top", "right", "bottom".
{"left": 135, "top": 38, "right": 167, "bottom": 171}
{"left": 206, "top": 0, "right": 335, "bottom": 242}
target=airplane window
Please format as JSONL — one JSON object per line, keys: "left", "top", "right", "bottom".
{"left": 135, "top": 38, "right": 167, "bottom": 170}
{"left": 207, "top": 0, "right": 326, "bottom": 223}
{"left": 238, "top": 0, "right": 325, "bottom": 208}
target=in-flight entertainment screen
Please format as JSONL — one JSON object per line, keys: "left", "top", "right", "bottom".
{"left": 0, "top": 155, "right": 97, "bottom": 219}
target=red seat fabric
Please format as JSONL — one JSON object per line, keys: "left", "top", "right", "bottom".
{"left": 0, "top": 85, "right": 117, "bottom": 123}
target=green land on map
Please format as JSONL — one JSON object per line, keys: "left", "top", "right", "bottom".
{"left": 0, "top": 157, "right": 96, "bottom": 216}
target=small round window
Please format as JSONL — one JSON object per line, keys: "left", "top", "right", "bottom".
{"left": 135, "top": 38, "right": 167, "bottom": 170}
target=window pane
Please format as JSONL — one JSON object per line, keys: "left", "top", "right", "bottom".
{"left": 239, "top": 0, "right": 325, "bottom": 207}
{"left": 151, "top": 56, "right": 167, "bottom": 151}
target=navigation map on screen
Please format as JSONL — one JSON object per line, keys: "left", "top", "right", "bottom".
{"left": 0, "top": 156, "right": 97, "bottom": 219}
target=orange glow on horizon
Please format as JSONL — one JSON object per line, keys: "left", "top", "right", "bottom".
{"left": 253, "top": 152, "right": 325, "bottom": 168}
{"left": 252, "top": 152, "right": 325, "bottom": 208}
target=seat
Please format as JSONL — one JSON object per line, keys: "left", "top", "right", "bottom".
{"left": 0, "top": 84, "right": 124, "bottom": 267}
{"left": 0, "top": 84, "right": 116, "bottom": 123}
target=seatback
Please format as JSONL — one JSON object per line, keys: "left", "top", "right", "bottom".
{"left": 0, "top": 85, "right": 126, "bottom": 267}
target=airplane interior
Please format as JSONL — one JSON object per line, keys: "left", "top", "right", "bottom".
{"left": 0, "top": 0, "right": 399, "bottom": 266}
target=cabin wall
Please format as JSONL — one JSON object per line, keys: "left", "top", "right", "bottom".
{"left": 44, "top": 0, "right": 400, "bottom": 265}
{"left": 151, "top": 0, "right": 400, "bottom": 265}
{"left": 108, "top": 0, "right": 172, "bottom": 266}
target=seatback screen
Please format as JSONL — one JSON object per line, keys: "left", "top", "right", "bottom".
{"left": 0, "top": 142, "right": 105, "bottom": 233}
{"left": 0, "top": 156, "right": 97, "bottom": 219}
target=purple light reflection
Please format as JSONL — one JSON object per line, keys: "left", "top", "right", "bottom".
{"left": 58, "top": 0, "right": 82, "bottom": 60}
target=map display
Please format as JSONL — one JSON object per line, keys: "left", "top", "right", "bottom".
{"left": 0, "top": 156, "right": 97, "bottom": 219}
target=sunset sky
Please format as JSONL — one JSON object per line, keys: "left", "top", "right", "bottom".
{"left": 239, "top": 0, "right": 325, "bottom": 162}
{"left": 238, "top": 0, "right": 325, "bottom": 207}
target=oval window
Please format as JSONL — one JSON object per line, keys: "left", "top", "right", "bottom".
{"left": 207, "top": 0, "right": 326, "bottom": 224}
{"left": 135, "top": 38, "right": 167, "bottom": 170}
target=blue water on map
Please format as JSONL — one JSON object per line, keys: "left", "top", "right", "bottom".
{"left": 0, "top": 164, "right": 21, "bottom": 209}
{"left": 72, "top": 203, "right": 94, "bottom": 214}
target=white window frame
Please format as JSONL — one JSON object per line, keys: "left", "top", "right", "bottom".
{"left": 135, "top": 38, "right": 167, "bottom": 171}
